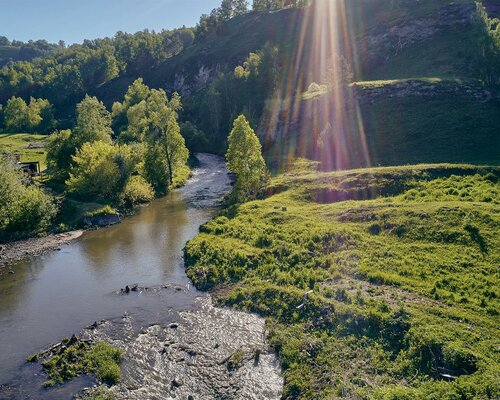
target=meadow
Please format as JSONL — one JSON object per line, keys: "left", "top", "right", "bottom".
{"left": 0, "top": 133, "right": 49, "bottom": 170}
{"left": 185, "top": 160, "right": 500, "bottom": 399}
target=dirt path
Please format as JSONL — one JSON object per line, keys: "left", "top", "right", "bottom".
{"left": 0, "top": 230, "right": 84, "bottom": 268}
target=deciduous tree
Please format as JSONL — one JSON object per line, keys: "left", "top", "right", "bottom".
{"left": 226, "top": 114, "right": 267, "bottom": 201}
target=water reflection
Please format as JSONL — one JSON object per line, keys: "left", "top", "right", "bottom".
{"left": 0, "top": 154, "right": 231, "bottom": 384}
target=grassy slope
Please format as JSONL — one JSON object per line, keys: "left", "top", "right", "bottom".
{"left": 284, "top": 0, "right": 500, "bottom": 167}
{"left": 185, "top": 162, "right": 499, "bottom": 399}
{"left": 0, "top": 133, "right": 50, "bottom": 170}
{"left": 359, "top": 95, "right": 500, "bottom": 166}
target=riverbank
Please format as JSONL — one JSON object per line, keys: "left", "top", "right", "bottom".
{"left": 0, "top": 156, "right": 196, "bottom": 269}
{"left": 185, "top": 161, "right": 500, "bottom": 399}
{"left": 0, "top": 154, "right": 284, "bottom": 399}
{"left": 80, "top": 296, "right": 282, "bottom": 399}
{"left": 0, "top": 230, "right": 84, "bottom": 268}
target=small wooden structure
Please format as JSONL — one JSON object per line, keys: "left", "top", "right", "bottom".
{"left": 19, "top": 161, "right": 41, "bottom": 177}
{"left": 14, "top": 154, "right": 42, "bottom": 178}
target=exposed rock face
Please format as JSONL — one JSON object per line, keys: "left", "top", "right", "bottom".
{"left": 83, "top": 213, "right": 121, "bottom": 228}
{"left": 81, "top": 297, "right": 283, "bottom": 400}
{"left": 364, "top": 3, "right": 475, "bottom": 63}
{"left": 353, "top": 80, "right": 492, "bottom": 104}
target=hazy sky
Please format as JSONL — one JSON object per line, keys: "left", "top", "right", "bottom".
{"left": 0, "top": 0, "right": 222, "bottom": 44}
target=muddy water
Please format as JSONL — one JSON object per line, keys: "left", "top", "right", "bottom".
{"left": 0, "top": 154, "right": 283, "bottom": 399}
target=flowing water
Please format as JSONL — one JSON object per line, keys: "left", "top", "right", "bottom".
{"left": 0, "top": 154, "right": 282, "bottom": 399}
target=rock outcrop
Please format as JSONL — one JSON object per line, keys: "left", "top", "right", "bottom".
{"left": 83, "top": 213, "right": 121, "bottom": 228}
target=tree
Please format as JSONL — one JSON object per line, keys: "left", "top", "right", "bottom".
{"left": 226, "top": 115, "right": 267, "bottom": 201}
{"left": 66, "top": 141, "right": 120, "bottom": 199}
{"left": 46, "top": 129, "right": 75, "bottom": 181}
{"left": 73, "top": 95, "right": 113, "bottom": 146}
{"left": 47, "top": 96, "right": 112, "bottom": 181}
{"left": 29, "top": 97, "right": 55, "bottom": 133}
{"left": 3, "top": 97, "right": 29, "bottom": 131}
{"left": 2, "top": 96, "right": 55, "bottom": 133}
{"left": 144, "top": 142, "right": 169, "bottom": 195}
{"left": 234, "top": 0, "right": 249, "bottom": 15}
{"left": 143, "top": 89, "right": 188, "bottom": 191}
{"left": 252, "top": 0, "right": 282, "bottom": 11}
{"left": 163, "top": 114, "right": 189, "bottom": 186}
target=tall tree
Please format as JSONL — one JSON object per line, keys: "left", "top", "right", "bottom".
{"left": 3, "top": 97, "right": 30, "bottom": 131}
{"left": 145, "top": 89, "right": 188, "bottom": 189}
{"left": 73, "top": 95, "right": 113, "bottom": 146}
{"left": 226, "top": 114, "right": 267, "bottom": 201}
{"left": 163, "top": 114, "right": 189, "bottom": 186}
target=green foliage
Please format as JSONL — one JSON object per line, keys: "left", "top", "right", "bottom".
{"left": 46, "top": 129, "right": 75, "bottom": 180}
{"left": 85, "top": 342, "right": 123, "bottom": 385}
{"left": 46, "top": 95, "right": 113, "bottom": 182}
{"left": 83, "top": 205, "right": 117, "bottom": 218}
{"left": 302, "top": 82, "right": 328, "bottom": 100}
{"left": 74, "top": 95, "right": 113, "bottom": 146}
{"left": 144, "top": 142, "right": 170, "bottom": 195}
{"left": 0, "top": 157, "right": 57, "bottom": 241}
{"left": 78, "top": 385, "right": 115, "bottom": 400}
{"left": 185, "top": 162, "right": 500, "bottom": 399}
{"left": 1, "top": 96, "right": 54, "bottom": 133}
{"left": 474, "top": 2, "right": 500, "bottom": 86}
{"left": 66, "top": 141, "right": 120, "bottom": 200}
{"left": 0, "top": 28, "right": 194, "bottom": 109}
{"left": 226, "top": 115, "right": 267, "bottom": 202}
{"left": 119, "top": 175, "right": 154, "bottom": 207}
{"left": 39, "top": 338, "right": 122, "bottom": 387}
{"left": 112, "top": 79, "right": 189, "bottom": 194}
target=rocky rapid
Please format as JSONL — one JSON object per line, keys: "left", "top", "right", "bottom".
{"left": 0, "top": 154, "right": 282, "bottom": 400}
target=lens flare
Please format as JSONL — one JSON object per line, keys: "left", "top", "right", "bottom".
{"left": 263, "top": 0, "right": 372, "bottom": 173}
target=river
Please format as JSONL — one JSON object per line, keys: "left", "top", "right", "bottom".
{"left": 0, "top": 154, "right": 282, "bottom": 399}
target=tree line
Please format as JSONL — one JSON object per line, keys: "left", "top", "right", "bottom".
{"left": 0, "top": 81, "right": 267, "bottom": 241}
{"left": 0, "top": 28, "right": 195, "bottom": 108}
{"left": 196, "top": 0, "right": 311, "bottom": 40}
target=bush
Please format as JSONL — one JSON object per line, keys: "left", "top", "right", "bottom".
{"left": 39, "top": 338, "right": 122, "bottom": 387}
{"left": 85, "top": 342, "right": 123, "bottom": 385}
{"left": 119, "top": 175, "right": 155, "bottom": 207}
{"left": 66, "top": 141, "right": 120, "bottom": 200}
{"left": 0, "top": 157, "right": 57, "bottom": 240}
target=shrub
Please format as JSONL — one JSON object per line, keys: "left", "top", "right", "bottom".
{"left": 0, "top": 157, "right": 57, "bottom": 240}
{"left": 119, "top": 176, "right": 155, "bottom": 207}
{"left": 66, "top": 141, "right": 120, "bottom": 200}
{"left": 85, "top": 342, "right": 123, "bottom": 384}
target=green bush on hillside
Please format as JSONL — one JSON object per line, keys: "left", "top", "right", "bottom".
{"left": 0, "top": 157, "right": 57, "bottom": 240}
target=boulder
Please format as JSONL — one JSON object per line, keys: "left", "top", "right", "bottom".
{"left": 83, "top": 213, "right": 121, "bottom": 228}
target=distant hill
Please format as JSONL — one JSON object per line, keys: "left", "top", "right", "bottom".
{"left": 1, "top": 0, "right": 499, "bottom": 167}
{"left": 0, "top": 41, "right": 60, "bottom": 67}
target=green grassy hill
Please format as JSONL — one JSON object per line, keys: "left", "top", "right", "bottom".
{"left": 185, "top": 161, "right": 500, "bottom": 399}
{"left": 1, "top": 0, "right": 498, "bottom": 167}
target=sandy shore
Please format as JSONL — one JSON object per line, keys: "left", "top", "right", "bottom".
{"left": 0, "top": 230, "right": 84, "bottom": 268}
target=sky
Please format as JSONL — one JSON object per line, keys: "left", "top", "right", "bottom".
{"left": 0, "top": 0, "right": 221, "bottom": 44}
